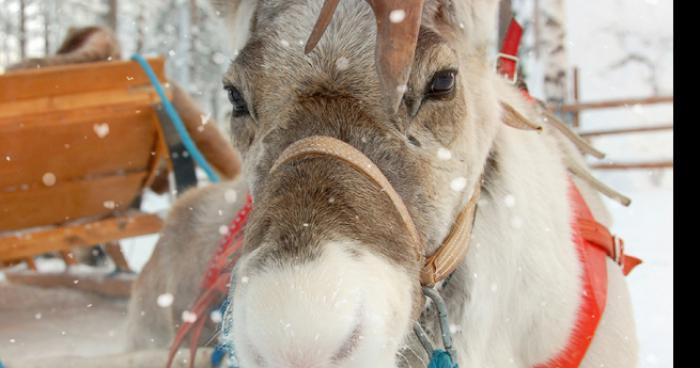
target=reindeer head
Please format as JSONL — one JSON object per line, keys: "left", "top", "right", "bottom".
{"left": 214, "top": 0, "right": 501, "bottom": 366}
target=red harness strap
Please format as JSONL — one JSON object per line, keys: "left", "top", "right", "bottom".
{"left": 497, "top": 17, "right": 642, "bottom": 367}
{"left": 497, "top": 19, "right": 523, "bottom": 85}
{"left": 537, "top": 181, "right": 641, "bottom": 368}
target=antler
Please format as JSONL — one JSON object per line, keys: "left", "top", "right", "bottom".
{"left": 305, "top": 0, "right": 426, "bottom": 113}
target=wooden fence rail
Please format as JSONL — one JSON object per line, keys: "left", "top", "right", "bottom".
{"left": 579, "top": 124, "right": 673, "bottom": 138}
{"left": 590, "top": 161, "right": 673, "bottom": 170}
{"left": 560, "top": 95, "right": 674, "bottom": 113}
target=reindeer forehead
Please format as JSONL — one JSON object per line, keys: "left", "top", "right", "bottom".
{"left": 250, "top": 1, "right": 377, "bottom": 67}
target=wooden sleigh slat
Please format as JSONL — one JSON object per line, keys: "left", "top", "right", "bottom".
{"left": 0, "top": 58, "right": 166, "bottom": 101}
{"left": 0, "top": 211, "right": 163, "bottom": 263}
{"left": 1, "top": 172, "right": 149, "bottom": 230}
{"left": 0, "top": 85, "right": 170, "bottom": 121}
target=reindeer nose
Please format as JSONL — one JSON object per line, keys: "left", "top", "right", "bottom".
{"left": 231, "top": 244, "right": 364, "bottom": 367}
{"left": 227, "top": 242, "right": 415, "bottom": 368}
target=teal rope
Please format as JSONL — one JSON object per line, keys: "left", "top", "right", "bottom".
{"left": 130, "top": 54, "right": 220, "bottom": 183}
{"left": 428, "top": 350, "right": 459, "bottom": 368}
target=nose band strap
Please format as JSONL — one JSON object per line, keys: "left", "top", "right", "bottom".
{"left": 270, "top": 135, "right": 481, "bottom": 287}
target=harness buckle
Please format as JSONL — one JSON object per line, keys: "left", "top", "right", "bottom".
{"left": 612, "top": 235, "right": 624, "bottom": 266}
{"left": 497, "top": 53, "right": 520, "bottom": 85}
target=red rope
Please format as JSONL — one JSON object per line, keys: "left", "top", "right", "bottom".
{"left": 166, "top": 194, "right": 253, "bottom": 368}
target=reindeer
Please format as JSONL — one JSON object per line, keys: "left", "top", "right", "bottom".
{"left": 9, "top": 1, "right": 637, "bottom": 367}
{"left": 198, "top": 0, "right": 637, "bottom": 367}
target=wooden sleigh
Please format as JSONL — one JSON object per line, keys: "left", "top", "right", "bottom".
{"left": 0, "top": 58, "right": 229, "bottom": 295}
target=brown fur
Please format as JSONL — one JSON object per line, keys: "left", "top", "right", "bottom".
{"left": 6, "top": 26, "right": 121, "bottom": 71}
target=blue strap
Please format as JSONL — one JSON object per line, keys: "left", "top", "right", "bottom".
{"left": 428, "top": 350, "right": 459, "bottom": 368}
{"left": 210, "top": 344, "right": 227, "bottom": 368}
{"left": 130, "top": 54, "right": 220, "bottom": 183}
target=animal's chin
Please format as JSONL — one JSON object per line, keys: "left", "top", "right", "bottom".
{"left": 220, "top": 240, "right": 416, "bottom": 367}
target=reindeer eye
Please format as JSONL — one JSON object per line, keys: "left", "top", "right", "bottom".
{"left": 426, "top": 69, "right": 457, "bottom": 98}
{"left": 224, "top": 84, "right": 249, "bottom": 117}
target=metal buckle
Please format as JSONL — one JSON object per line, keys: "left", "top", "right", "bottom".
{"left": 613, "top": 235, "right": 624, "bottom": 266}
{"left": 497, "top": 53, "right": 519, "bottom": 85}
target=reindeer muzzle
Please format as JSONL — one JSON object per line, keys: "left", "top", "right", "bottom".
{"left": 269, "top": 136, "right": 481, "bottom": 287}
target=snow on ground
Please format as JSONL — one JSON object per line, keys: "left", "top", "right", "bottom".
{"left": 0, "top": 283, "right": 128, "bottom": 361}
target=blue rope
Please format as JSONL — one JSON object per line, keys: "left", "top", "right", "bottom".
{"left": 428, "top": 350, "right": 459, "bottom": 368}
{"left": 130, "top": 53, "right": 220, "bottom": 183}
{"left": 418, "top": 287, "right": 461, "bottom": 368}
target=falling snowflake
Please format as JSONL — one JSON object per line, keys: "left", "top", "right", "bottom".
{"left": 503, "top": 194, "right": 516, "bottom": 208}
{"left": 335, "top": 57, "right": 350, "bottom": 71}
{"left": 437, "top": 147, "right": 452, "bottom": 161}
{"left": 389, "top": 9, "right": 406, "bottom": 23}
{"left": 93, "top": 123, "right": 110, "bottom": 138}
{"left": 42, "top": 172, "right": 56, "bottom": 187}
{"left": 182, "top": 310, "right": 198, "bottom": 323}
{"left": 103, "top": 200, "right": 117, "bottom": 210}
{"left": 200, "top": 113, "right": 212, "bottom": 126}
{"left": 212, "top": 52, "right": 228, "bottom": 65}
{"left": 219, "top": 225, "right": 229, "bottom": 235}
{"left": 224, "top": 189, "right": 238, "bottom": 203}
{"left": 450, "top": 177, "right": 467, "bottom": 192}
{"left": 210, "top": 310, "right": 223, "bottom": 323}
{"left": 157, "top": 293, "right": 174, "bottom": 308}
{"left": 396, "top": 84, "right": 408, "bottom": 94}
{"left": 240, "top": 276, "right": 250, "bottom": 284}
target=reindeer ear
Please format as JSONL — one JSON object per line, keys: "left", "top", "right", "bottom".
{"left": 210, "top": 0, "right": 258, "bottom": 55}
{"left": 500, "top": 101, "right": 543, "bottom": 131}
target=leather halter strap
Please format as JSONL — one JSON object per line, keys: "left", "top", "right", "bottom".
{"left": 577, "top": 217, "right": 642, "bottom": 276}
{"left": 270, "top": 136, "right": 480, "bottom": 286}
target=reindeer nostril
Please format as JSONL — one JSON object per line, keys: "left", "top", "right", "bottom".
{"left": 331, "top": 323, "right": 362, "bottom": 363}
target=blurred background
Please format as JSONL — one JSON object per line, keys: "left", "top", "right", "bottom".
{"left": 0, "top": 0, "right": 672, "bottom": 366}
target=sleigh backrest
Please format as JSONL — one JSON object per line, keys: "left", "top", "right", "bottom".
{"left": 0, "top": 58, "right": 168, "bottom": 232}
